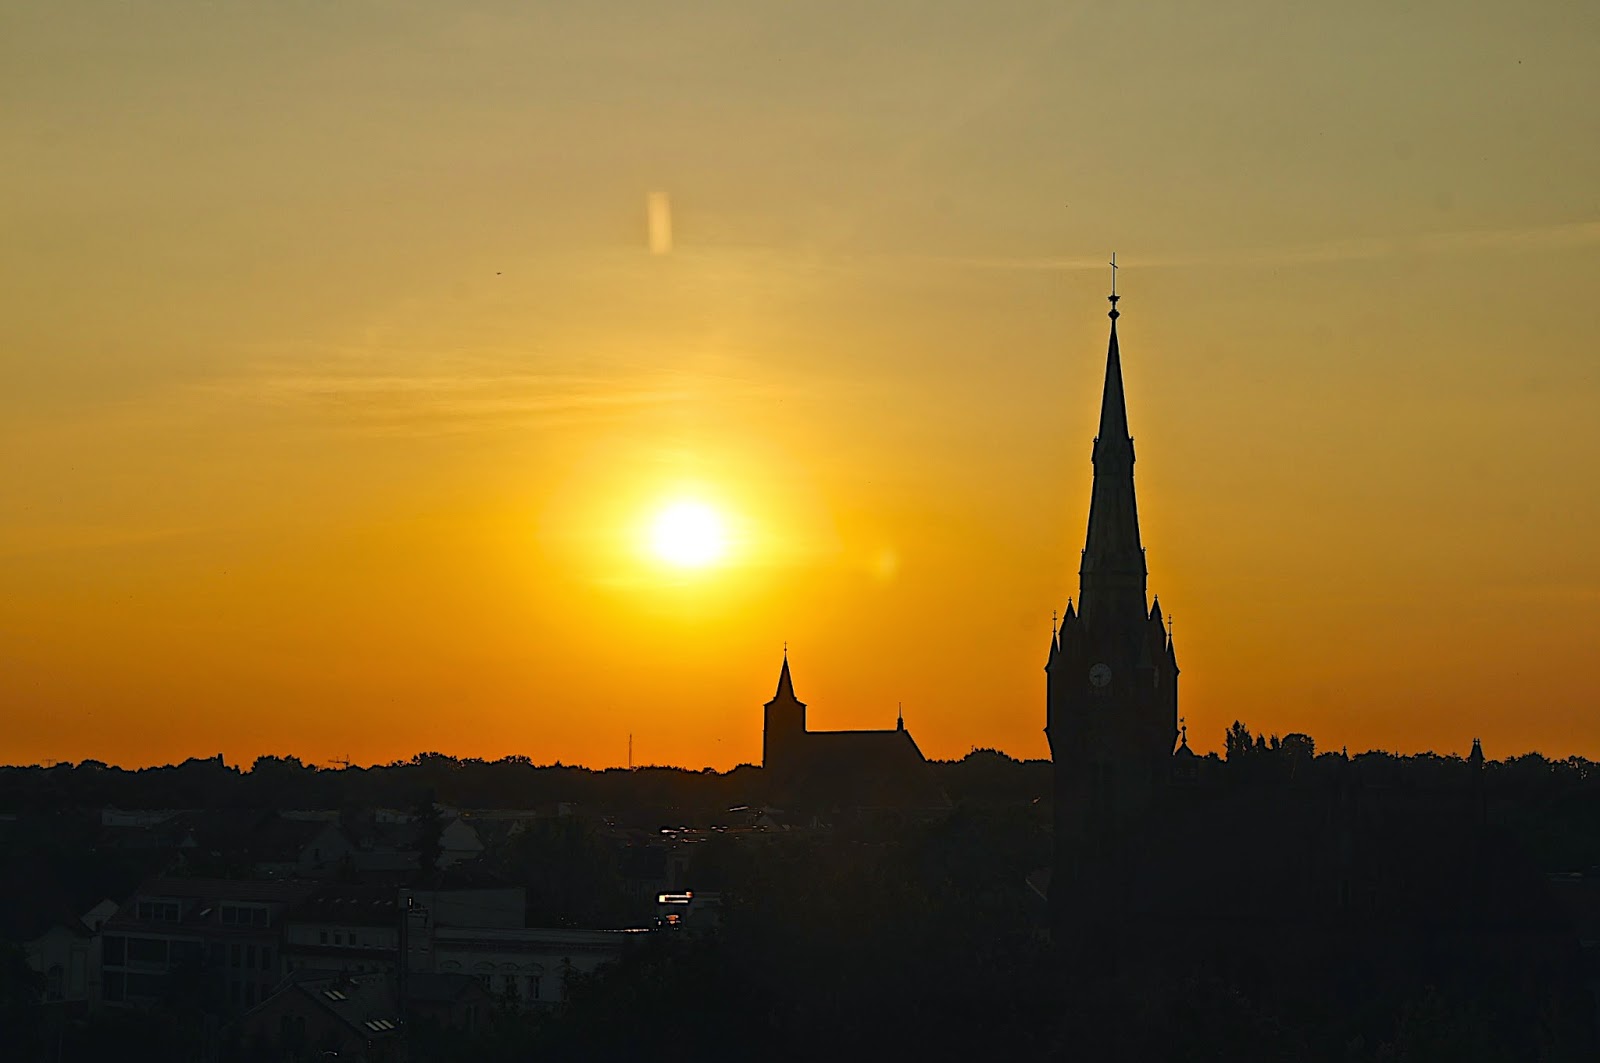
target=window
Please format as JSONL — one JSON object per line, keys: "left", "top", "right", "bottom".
{"left": 319, "top": 931, "right": 328, "bottom": 945}
{"left": 334, "top": 933, "right": 343, "bottom": 946}
{"left": 46, "top": 965, "right": 63, "bottom": 1001}
{"left": 230, "top": 944, "right": 241, "bottom": 967}
{"left": 221, "top": 905, "right": 270, "bottom": 927}
{"left": 127, "top": 938, "right": 168, "bottom": 965}
{"left": 245, "top": 945, "right": 256, "bottom": 969}
{"left": 102, "top": 936, "right": 125, "bottom": 966}
{"left": 103, "top": 970, "right": 125, "bottom": 1002}
{"left": 527, "top": 975, "right": 541, "bottom": 1001}
{"left": 261, "top": 947, "right": 272, "bottom": 971}
{"left": 137, "top": 901, "right": 180, "bottom": 922}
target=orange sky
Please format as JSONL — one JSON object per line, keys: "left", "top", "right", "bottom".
{"left": 2, "top": 2, "right": 1597, "bottom": 770}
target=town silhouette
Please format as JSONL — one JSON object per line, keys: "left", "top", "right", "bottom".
{"left": 5, "top": 284, "right": 1598, "bottom": 1061}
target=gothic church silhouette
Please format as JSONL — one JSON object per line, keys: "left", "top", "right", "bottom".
{"left": 1046, "top": 278, "right": 1183, "bottom": 943}
{"left": 761, "top": 653, "right": 945, "bottom": 810}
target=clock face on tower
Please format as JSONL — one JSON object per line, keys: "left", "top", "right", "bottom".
{"left": 1089, "top": 663, "right": 1112, "bottom": 689}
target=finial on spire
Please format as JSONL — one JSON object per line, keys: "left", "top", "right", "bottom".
{"left": 1179, "top": 715, "right": 1188, "bottom": 747}
{"left": 1051, "top": 609, "right": 1058, "bottom": 637}
{"left": 1108, "top": 252, "right": 1120, "bottom": 320}
{"left": 897, "top": 702, "right": 905, "bottom": 731}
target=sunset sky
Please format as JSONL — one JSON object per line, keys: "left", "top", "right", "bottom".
{"left": 3, "top": 1, "right": 1597, "bottom": 770}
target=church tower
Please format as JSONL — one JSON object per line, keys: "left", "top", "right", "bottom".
{"left": 762, "top": 652, "right": 806, "bottom": 782}
{"left": 1046, "top": 275, "right": 1180, "bottom": 942}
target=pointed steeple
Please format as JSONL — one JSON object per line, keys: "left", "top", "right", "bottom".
{"left": 1078, "top": 267, "right": 1148, "bottom": 629}
{"left": 1095, "top": 298, "right": 1132, "bottom": 450}
{"left": 770, "top": 649, "right": 802, "bottom": 706}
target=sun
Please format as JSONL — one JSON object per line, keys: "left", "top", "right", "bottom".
{"left": 648, "top": 501, "right": 728, "bottom": 568}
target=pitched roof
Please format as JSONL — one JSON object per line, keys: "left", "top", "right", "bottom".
{"left": 254, "top": 971, "right": 403, "bottom": 1039}
{"left": 286, "top": 885, "right": 401, "bottom": 928}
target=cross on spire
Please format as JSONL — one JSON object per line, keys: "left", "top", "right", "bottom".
{"left": 1108, "top": 252, "right": 1120, "bottom": 319}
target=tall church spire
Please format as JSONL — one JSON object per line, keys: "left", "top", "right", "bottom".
{"left": 773, "top": 649, "right": 797, "bottom": 703}
{"left": 1078, "top": 264, "right": 1148, "bottom": 629}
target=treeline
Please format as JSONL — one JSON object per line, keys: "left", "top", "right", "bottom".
{"left": 1, "top": 733, "right": 1597, "bottom": 816}
{"left": 0, "top": 749, "right": 1052, "bottom": 819}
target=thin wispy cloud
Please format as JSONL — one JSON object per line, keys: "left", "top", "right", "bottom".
{"left": 930, "top": 219, "right": 1600, "bottom": 273}
{"left": 0, "top": 523, "right": 203, "bottom": 561}
{"left": 198, "top": 356, "right": 779, "bottom": 437}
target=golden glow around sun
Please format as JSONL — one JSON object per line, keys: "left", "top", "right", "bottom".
{"left": 648, "top": 501, "right": 728, "bottom": 568}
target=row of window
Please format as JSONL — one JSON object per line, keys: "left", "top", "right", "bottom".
{"left": 479, "top": 974, "right": 542, "bottom": 1000}
{"left": 132, "top": 900, "right": 275, "bottom": 926}
{"left": 103, "top": 936, "right": 270, "bottom": 971}
{"left": 316, "top": 929, "right": 388, "bottom": 948}
{"left": 286, "top": 959, "right": 389, "bottom": 975}
{"left": 220, "top": 905, "right": 270, "bottom": 927}
{"left": 136, "top": 901, "right": 181, "bottom": 923}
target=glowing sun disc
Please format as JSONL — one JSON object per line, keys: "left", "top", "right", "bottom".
{"left": 649, "top": 501, "right": 727, "bottom": 567}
